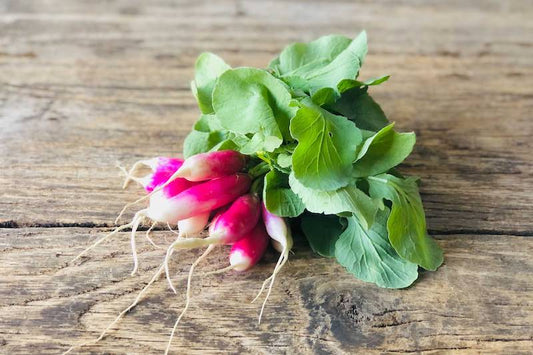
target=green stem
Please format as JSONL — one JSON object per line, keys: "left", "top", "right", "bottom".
{"left": 250, "top": 176, "right": 264, "bottom": 196}
{"left": 248, "top": 161, "right": 271, "bottom": 179}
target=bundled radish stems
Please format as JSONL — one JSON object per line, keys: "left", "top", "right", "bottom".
{"left": 67, "top": 31, "right": 444, "bottom": 353}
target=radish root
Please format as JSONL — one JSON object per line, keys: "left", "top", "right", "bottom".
{"left": 164, "top": 236, "right": 222, "bottom": 293}
{"left": 63, "top": 263, "right": 165, "bottom": 355}
{"left": 254, "top": 246, "right": 290, "bottom": 324}
{"left": 145, "top": 221, "right": 161, "bottom": 248}
{"left": 167, "top": 222, "right": 180, "bottom": 236}
{"left": 165, "top": 245, "right": 215, "bottom": 355}
{"left": 201, "top": 264, "right": 236, "bottom": 276}
{"left": 129, "top": 209, "right": 147, "bottom": 275}
{"left": 118, "top": 159, "right": 156, "bottom": 189}
{"left": 70, "top": 222, "right": 134, "bottom": 264}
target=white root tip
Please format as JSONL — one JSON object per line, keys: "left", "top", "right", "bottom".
{"left": 117, "top": 160, "right": 150, "bottom": 189}
{"left": 167, "top": 222, "right": 180, "bottom": 236}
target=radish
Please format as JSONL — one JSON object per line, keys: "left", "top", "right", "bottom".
{"left": 229, "top": 223, "right": 270, "bottom": 271}
{"left": 174, "top": 150, "right": 246, "bottom": 182}
{"left": 208, "top": 193, "right": 261, "bottom": 241}
{"left": 205, "top": 221, "right": 270, "bottom": 275}
{"left": 71, "top": 160, "right": 195, "bottom": 268}
{"left": 165, "top": 224, "right": 269, "bottom": 354}
{"left": 177, "top": 212, "right": 210, "bottom": 237}
{"left": 115, "top": 150, "right": 246, "bottom": 223}
{"left": 146, "top": 173, "right": 251, "bottom": 225}
{"left": 253, "top": 203, "right": 293, "bottom": 323}
{"left": 119, "top": 157, "right": 183, "bottom": 191}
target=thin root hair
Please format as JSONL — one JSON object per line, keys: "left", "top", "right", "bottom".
{"left": 70, "top": 221, "right": 134, "bottom": 264}
{"left": 62, "top": 263, "right": 165, "bottom": 355}
{"left": 165, "top": 245, "right": 215, "bottom": 355}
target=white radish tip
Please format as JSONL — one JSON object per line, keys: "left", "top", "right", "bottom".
{"left": 229, "top": 251, "right": 251, "bottom": 272}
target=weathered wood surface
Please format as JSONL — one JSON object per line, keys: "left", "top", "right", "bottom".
{"left": 0, "top": 0, "right": 532, "bottom": 354}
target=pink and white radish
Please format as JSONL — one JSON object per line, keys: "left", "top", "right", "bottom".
{"left": 115, "top": 151, "right": 247, "bottom": 223}
{"left": 174, "top": 150, "right": 246, "bottom": 181}
{"left": 253, "top": 203, "right": 294, "bottom": 323}
{"left": 147, "top": 173, "right": 251, "bottom": 225}
{"left": 119, "top": 157, "right": 183, "bottom": 191}
{"left": 204, "top": 220, "right": 270, "bottom": 275}
{"left": 208, "top": 193, "right": 261, "bottom": 241}
{"left": 229, "top": 223, "right": 270, "bottom": 271}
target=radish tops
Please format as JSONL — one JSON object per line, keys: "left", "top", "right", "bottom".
{"left": 184, "top": 31, "right": 443, "bottom": 288}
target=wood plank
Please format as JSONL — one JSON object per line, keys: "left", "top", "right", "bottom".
{"left": 1, "top": 1, "right": 533, "bottom": 353}
{"left": 0, "top": 227, "right": 531, "bottom": 354}
{"left": 1, "top": 0, "right": 532, "bottom": 232}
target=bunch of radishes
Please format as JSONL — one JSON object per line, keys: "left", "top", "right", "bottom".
{"left": 120, "top": 149, "right": 291, "bottom": 278}
{"left": 67, "top": 150, "right": 292, "bottom": 354}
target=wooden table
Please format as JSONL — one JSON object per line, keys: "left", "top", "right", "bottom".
{"left": 1, "top": 1, "right": 532, "bottom": 354}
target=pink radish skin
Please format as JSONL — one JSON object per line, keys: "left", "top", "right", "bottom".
{"left": 177, "top": 212, "right": 210, "bottom": 237}
{"left": 139, "top": 158, "right": 196, "bottom": 198}
{"left": 229, "top": 223, "right": 270, "bottom": 271}
{"left": 143, "top": 157, "right": 184, "bottom": 192}
{"left": 208, "top": 193, "right": 261, "bottom": 243}
{"left": 134, "top": 173, "right": 250, "bottom": 276}
{"left": 120, "top": 157, "right": 183, "bottom": 191}
{"left": 175, "top": 150, "right": 246, "bottom": 182}
{"left": 147, "top": 173, "right": 251, "bottom": 224}
{"left": 114, "top": 150, "right": 246, "bottom": 223}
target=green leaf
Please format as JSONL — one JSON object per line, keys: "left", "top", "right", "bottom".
{"left": 277, "top": 153, "right": 292, "bottom": 169}
{"left": 368, "top": 174, "right": 443, "bottom": 271}
{"left": 271, "top": 32, "right": 368, "bottom": 94}
{"left": 183, "top": 114, "right": 237, "bottom": 157}
{"left": 353, "top": 123, "right": 416, "bottom": 177}
{"left": 183, "top": 130, "right": 228, "bottom": 158}
{"left": 301, "top": 214, "right": 345, "bottom": 257}
{"left": 337, "top": 75, "right": 390, "bottom": 92}
{"left": 212, "top": 68, "right": 295, "bottom": 152}
{"left": 210, "top": 138, "right": 239, "bottom": 152}
{"left": 193, "top": 53, "right": 231, "bottom": 114}
{"left": 327, "top": 87, "right": 389, "bottom": 132}
{"left": 263, "top": 170, "right": 305, "bottom": 217}
{"left": 310, "top": 87, "right": 339, "bottom": 106}
{"left": 335, "top": 210, "right": 419, "bottom": 288}
{"left": 193, "top": 114, "right": 223, "bottom": 132}
{"left": 272, "top": 35, "right": 352, "bottom": 74}
{"left": 290, "top": 102, "right": 362, "bottom": 191}
{"left": 289, "top": 173, "right": 378, "bottom": 230}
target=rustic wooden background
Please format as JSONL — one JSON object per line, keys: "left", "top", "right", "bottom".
{"left": 1, "top": 0, "right": 532, "bottom": 354}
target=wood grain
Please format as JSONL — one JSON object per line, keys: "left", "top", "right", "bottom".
{"left": 1, "top": 228, "right": 532, "bottom": 354}
{"left": 1, "top": 0, "right": 532, "bottom": 354}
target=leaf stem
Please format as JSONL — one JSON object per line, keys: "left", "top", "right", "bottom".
{"left": 367, "top": 176, "right": 388, "bottom": 184}
{"left": 248, "top": 161, "right": 271, "bottom": 179}
{"left": 250, "top": 175, "right": 265, "bottom": 195}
